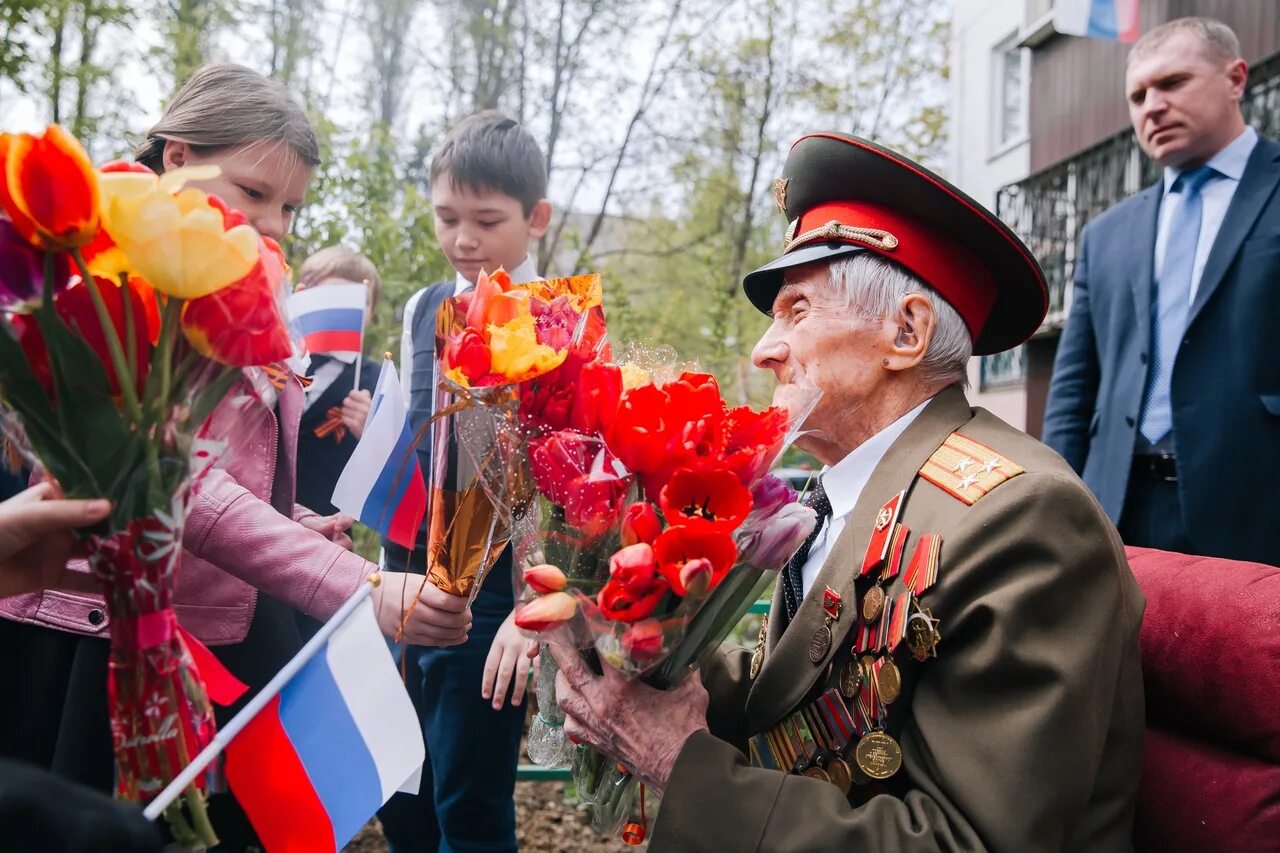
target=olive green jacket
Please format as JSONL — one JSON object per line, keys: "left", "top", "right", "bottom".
{"left": 651, "top": 386, "right": 1145, "bottom": 852}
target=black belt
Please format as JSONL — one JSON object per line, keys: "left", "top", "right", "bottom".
{"left": 1131, "top": 453, "right": 1177, "bottom": 482}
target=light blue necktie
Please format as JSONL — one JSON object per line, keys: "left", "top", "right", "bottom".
{"left": 1139, "top": 164, "right": 1217, "bottom": 445}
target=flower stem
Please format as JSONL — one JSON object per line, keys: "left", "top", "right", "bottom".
{"left": 42, "top": 251, "right": 55, "bottom": 313}
{"left": 71, "top": 250, "right": 143, "bottom": 422}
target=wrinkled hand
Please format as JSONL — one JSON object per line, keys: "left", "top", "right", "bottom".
{"left": 374, "top": 571, "right": 472, "bottom": 646}
{"left": 0, "top": 484, "right": 111, "bottom": 598}
{"left": 298, "top": 512, "right": 355, "bottom": 550}
{"left": 482, "top": 609, "right": 541, "bottom": 710}
{"left": 551, "top": 643, "right": 709, "bottom": 793}
{"left": 342, "top": 390, "right": 372, "bottom": 439}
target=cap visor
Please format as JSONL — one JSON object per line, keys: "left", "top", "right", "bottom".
{"left": 743, "top": 243, "right": 868, "bottom": 313}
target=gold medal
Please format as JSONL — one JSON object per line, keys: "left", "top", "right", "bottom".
{"left": 809, "top": 624, "right": 832, "bottom": 663}
{"left": 827, "top": 757, "right": 853, "bottom": 794}
{"left": 854, "top": 730, "right": 902, "bottom": 780}
{"left": 839, "top": 660, "right": 861, "bottom": 699}
{"left": 907, "top": 608, "right": 941, "bottom": 662}
{"left": 803, "top": 766, "right": 831, "bottom": 783}
{"left": 876, "top": 657, "right": 901, "bottom": 704}
{"left": 862, "top": 585, "right": 886, "bottom": 622}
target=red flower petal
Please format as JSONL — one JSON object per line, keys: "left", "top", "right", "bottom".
{"left": 659, "top": 466, "right": 753, "bottom": 532}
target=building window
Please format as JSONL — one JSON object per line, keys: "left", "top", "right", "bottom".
{"left": 979, "top": 345, "right": 1026, "bottom": 389}
{"left": 993, "top": 37, "right": 1029, "bottom": 150}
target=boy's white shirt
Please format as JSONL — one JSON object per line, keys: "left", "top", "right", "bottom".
{"left": 398, "top": 255, "right": 541, "bottom": 402}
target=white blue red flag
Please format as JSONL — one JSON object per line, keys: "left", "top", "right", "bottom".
{"left": 287, "top": 282, "right": 367, "bottom": 356}
{"left": 1054, "top": 0, "right": 1140, "bottom": 42}
{"left": 224, "top": 585, "right": 424, "bottom": 852}
{"left": 330, "top": 359, "right": 427, "bottom": 547}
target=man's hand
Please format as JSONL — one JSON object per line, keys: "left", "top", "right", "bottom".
{"left": 482, "top": 609, "right": 541, "bottom": 710}
{"left": 0, "top": 484, "right": 111, "bottom": 598}
{"left": 342, "top": 390, "right": 372, "bottom": 439}
{"left": 551, "top": 643, "right": 710, "bottom": 793}
{"left": 298, "top": 512, "right": 355, "bottom": 550}
{"left": 374, "top": 571, "right": 472, "bottom": 646}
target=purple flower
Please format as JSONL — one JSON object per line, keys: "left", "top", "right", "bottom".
{"left": 748, "top": 474, "right": 797, "bottom": 520}
{"left": 0, "top": 218, "right": 70, "bottom": 310}
{"left": 737, "top": 502, "right": 817, "bottom": 570}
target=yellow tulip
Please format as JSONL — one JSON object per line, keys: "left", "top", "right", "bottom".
{"left": 96, "top": 166, "right": 259, "bottom": 299}
{"left": 487, "top": 314, "right": 565, "bottom": 380}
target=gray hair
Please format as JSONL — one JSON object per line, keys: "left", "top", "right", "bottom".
{"left": 1128, "top": 17, "right": 1241, "bottom": 68}
{"left": 134, "top": 63, "right": 321, "bottom": 172}
{"left": 828, "top": 253, "right": 972, "bottom": 386}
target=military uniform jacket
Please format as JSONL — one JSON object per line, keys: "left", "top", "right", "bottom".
{"left": 650, "top": 386, "right": 1146, "bottom": 852}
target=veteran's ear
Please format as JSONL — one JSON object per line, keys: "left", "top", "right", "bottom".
{"left": 883, "top": 292, "right": 935, "bottom": 372}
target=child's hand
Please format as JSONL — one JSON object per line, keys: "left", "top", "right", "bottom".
{"left": 0, "top": 484, "right": 111, "bottom": 598}
{"left": 481, "top": 609, "right": 540, "bottom": 710}
{"left": 342, "top": 390, "right": 372, "bottom": 439}
{"left": 373, "top": 571, "right": 472, "bottom": 646}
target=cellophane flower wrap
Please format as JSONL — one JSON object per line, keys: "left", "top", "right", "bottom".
{"left": 509, "top": 357, "right": 819, "bottom": 842}
{"left": 0, "top": 126, "right": 295, "bottom": 845}
{"left": 416, "top": 268, "right": 608, "bottom": 607}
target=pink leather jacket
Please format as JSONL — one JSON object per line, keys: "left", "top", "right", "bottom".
{"left": 0, "top": 370, "right": 373, "bottom": 646}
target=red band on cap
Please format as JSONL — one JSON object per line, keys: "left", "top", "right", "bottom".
{"left": 793, "top": 200, "right": 997, "bottom": 341}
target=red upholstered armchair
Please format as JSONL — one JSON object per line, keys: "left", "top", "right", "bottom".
{"left": 1126, "top": 546, "right": 1280, "bottom": 851}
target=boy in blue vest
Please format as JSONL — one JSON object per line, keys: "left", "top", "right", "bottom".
{"left": 378, "top": 110, "right": 551, "bottom": 853}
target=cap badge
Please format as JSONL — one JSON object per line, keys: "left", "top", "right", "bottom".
{"left": 773, "top": 178, "right": 790, "bottom": 214}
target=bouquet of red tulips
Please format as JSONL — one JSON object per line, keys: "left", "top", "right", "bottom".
{"left": 0, "top": 125, "right": 294, "bottom": 844}
{"left": 510, "top": 363, "right": 819, "bottom": 842}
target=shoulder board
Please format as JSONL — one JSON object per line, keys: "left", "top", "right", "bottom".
{"left": 918, "top": 431, "right": 1025, "bottom": 506}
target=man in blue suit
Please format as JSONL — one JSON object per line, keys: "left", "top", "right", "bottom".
{"left": 1044, "top": 17, "right": 1280, "bottom": 567}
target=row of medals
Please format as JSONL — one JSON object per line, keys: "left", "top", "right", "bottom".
{"left": 750, "top": 536, "right": 942, "bottom": 795}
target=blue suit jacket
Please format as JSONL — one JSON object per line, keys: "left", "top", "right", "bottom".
{"left": 1042, "top": 134, "right": 1280, "bottom": 566}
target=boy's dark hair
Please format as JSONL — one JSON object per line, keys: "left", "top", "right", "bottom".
{"left": 429, "top": 110, "right": 547, "bottom": 215}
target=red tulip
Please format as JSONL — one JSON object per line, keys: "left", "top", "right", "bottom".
{"left": 654, "top": 524, "right": 738, "bottom": 596}
{"left": 621, "top": 618, "right": 666, "bottom": 662}
{"left": 514, "top": 591, "right": 577, "bottom": 631}
{"left": 523, "top": 564, "right": 567, "bottom": 595}
{"left": 530, "top": 431, "right": 631, "bottom": 536}
{"left": 721, "top": 404, "right": 790, "bottom": 485}
{"left": 620, "top": 502, "right": 661, "bottom": 547}
{"left": 181, "top": 238, "right": 292, "bottom": 366}
{"left": 609, "top": 543, "right": 660, "bottom": 595}
{"left": 676, "top": 557, "right": 714, "bottom": 598}
{"left": 0, "top": 126, "right": 100, "bottom": 250}
{"left": 597, "top": 576, "right": 668, "bottom": 623}
{"left": 659, "top": 466, "right": 753, "bottom": 533}
{"left": 605, "top": 383, "right": 671, "bottom": 475}
{"left": 445, "top": 329, "right": 492, "bottom": 382}
{"left": 53, "top": 275, "right": 157, "bottom": 398}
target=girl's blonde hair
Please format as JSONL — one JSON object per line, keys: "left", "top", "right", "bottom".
{"left": 134, "top": 63, "right": 321, "bottom": 172}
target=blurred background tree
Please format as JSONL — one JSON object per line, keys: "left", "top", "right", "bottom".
{"left": 0, "top": 0, "right": 948, "bottom": 407}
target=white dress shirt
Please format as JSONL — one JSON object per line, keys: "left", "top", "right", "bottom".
{"left": 398, "top": 255, "right": 541, "bottom": 401}
{"left": 800, "top": 400, "right": 928, "bottom": 597}
{"left": 302, "top": 350, "right": 358, "bottom": 413}
{"left": 1153, "top": 126, "right": 1258, "bottom": 306}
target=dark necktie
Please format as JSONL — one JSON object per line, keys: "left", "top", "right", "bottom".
{"left": 781, "top": 481, "right": 832, "bottom": 625}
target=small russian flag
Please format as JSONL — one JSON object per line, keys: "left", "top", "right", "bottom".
{"left": 330, "top": 359, "right": 427, "bottom": 547}
{"left": 1054, "top": 0, "right": 1140, "bottom": 43}
{"left": 224, "top": 584, "right": 424, "bottom": 852}
{"left": 287, "top": 282, "right": 368, "bottom": 355}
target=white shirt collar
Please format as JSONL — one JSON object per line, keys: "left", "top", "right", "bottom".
{"left": 453, "top": 255, "right": 540, "bottom": 295}
{"left": 1162, "top": 125, "right": 1258, "bottom": 195}
{"left": 820, "top": 399, "right": 929, "bottom": 521}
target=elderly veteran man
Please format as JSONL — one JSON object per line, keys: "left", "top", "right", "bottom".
{"left": 551, "top": 132, "right": 1146, "bottom": 852}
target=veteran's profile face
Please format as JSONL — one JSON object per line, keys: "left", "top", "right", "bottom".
{"left": 1125, "top": 31, "right": 1247, "bottom": 168}
{"left": 751, "top": 262, "right": 888, "bottom": 463}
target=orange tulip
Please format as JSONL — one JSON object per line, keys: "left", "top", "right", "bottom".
{"left": 0, "top": 126, "right": 100, "bottom": 250}
{"left": 514, "top": 592, "right": 578, "bottom": 631}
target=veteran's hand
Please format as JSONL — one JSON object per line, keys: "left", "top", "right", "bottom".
{"left": 551, "top": 643, "right": 709, "bottom": 793}
{"left": 482, "top": 609, "right": 541, "bottom": 710}
{"left": 0, "top": 484, "right": 111, "bottom": 598}
{"left": 342, "top": 390, "right": 372, "bottom": 439}
{"left": 374, "top": 571, "right": 472, "bottom": 646}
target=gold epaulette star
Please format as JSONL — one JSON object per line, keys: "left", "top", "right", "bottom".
{"left": 919, "top": 432, "right": 1025, "bottom": 505}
